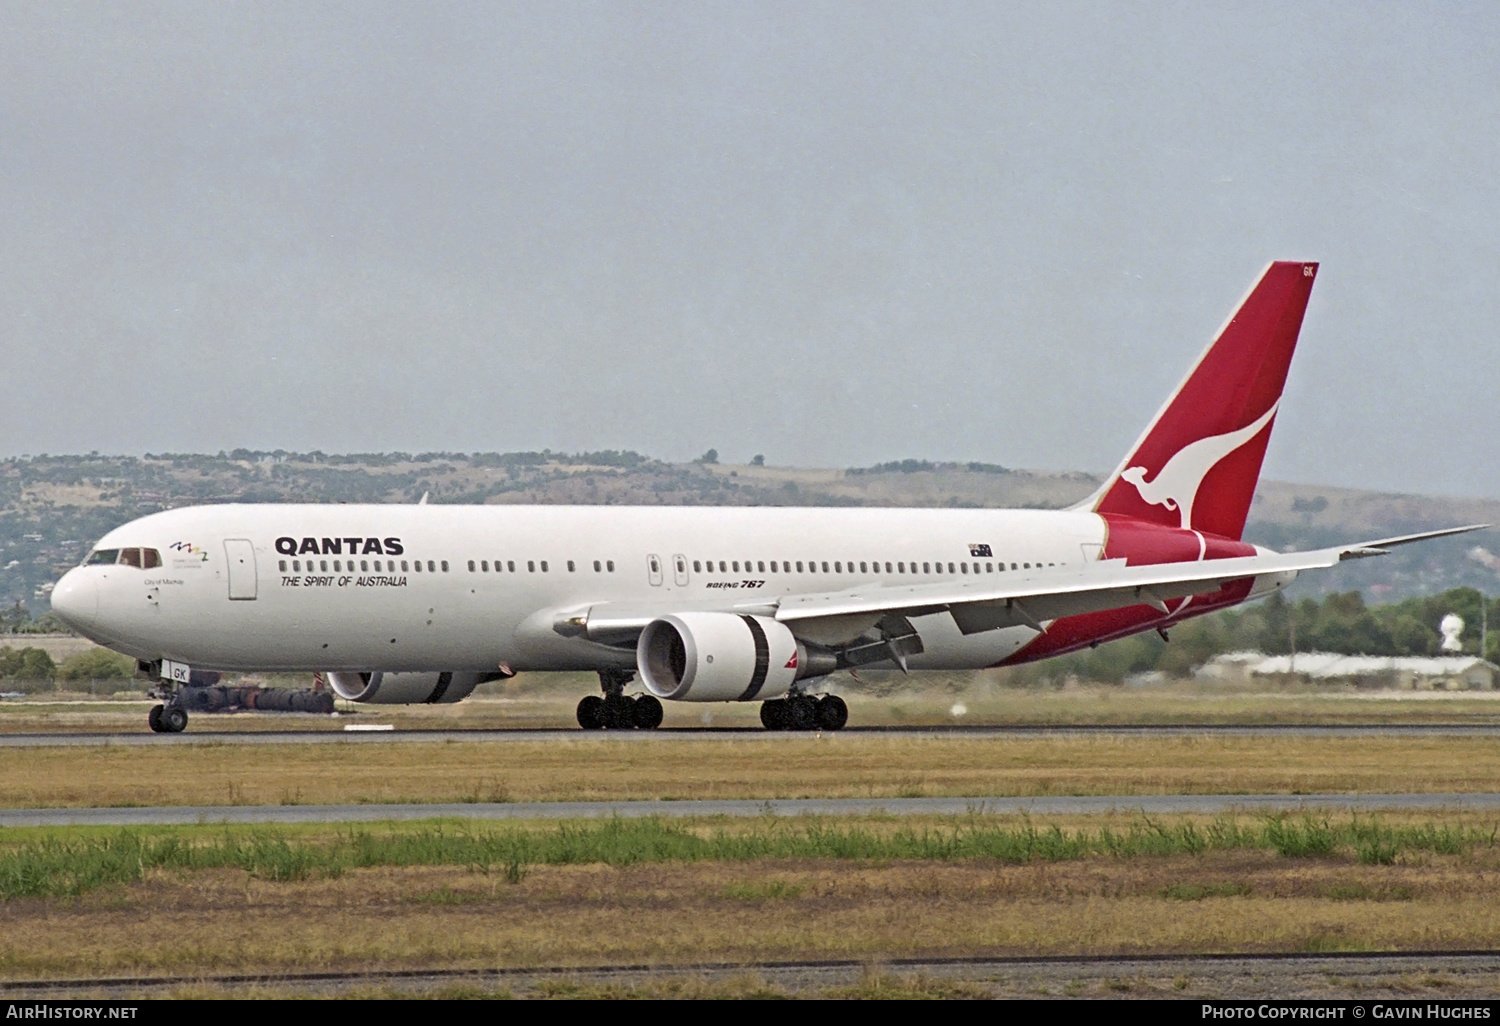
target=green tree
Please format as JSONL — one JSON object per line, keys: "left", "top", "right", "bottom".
{"left": 57, "top": 648, "right": 133, "bottom": 681}
{"left": 0, "top": 647, "right": 56, "bottom": 679}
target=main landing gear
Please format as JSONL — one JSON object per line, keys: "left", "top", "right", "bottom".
{"left": 577, "top": 669, "right": 664, "bottom": 730}
{"left": 760, "top": 693, "right": 847, "bottom": 731}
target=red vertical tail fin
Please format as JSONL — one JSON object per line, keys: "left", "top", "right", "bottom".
{"left": 1084, "top": 261, "right": 1318, "bottom": 541}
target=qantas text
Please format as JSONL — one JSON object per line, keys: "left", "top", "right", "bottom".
{"left": 275, "top": 536, "right": 404, "bottom": 556}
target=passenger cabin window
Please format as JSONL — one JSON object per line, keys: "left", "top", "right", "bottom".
{"left": 693, "top": 560, "right": 702, "bottom": 573}
{"left": 568, "top": 560, "right": 576, "bottom": 572}
{"left": 595, "top": 560, "right": 602, "bottom": 572}
{"left": 606, "top": 560, "right": 615, "bottom": 572}
{"left": 440, "top": 561, "right": 448, "bottom": 572}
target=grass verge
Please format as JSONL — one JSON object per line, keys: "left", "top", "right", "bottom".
{"left": 2, "top": 814, "right": 1495, "bottom": 900}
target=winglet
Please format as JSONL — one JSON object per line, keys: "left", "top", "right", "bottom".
{"left": 1337, "top": 524, "right": 1490, "bottom": 560}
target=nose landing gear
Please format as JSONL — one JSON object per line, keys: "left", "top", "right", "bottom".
{"left": 576, "top": 669, "right": 664, "bottom": 730}
{"left": 148, "top": 702, "right": 188, "bottom": 733}
{"left": 760, "top": 693, "right": 847, "bottom": 731}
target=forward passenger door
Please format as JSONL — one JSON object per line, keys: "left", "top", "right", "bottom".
{"left": 224, "top": 539, "right": 257, "bottom": 600}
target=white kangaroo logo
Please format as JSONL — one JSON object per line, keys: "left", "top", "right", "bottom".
{"left": 1119, "top": 403, "right": 1278, "bottom": 530}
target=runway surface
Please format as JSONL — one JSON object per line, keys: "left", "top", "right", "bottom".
{"left": 4, "top": 722, "right": 1500, "bottom": 747}
{"left": 5, "top": 791, "right": 1500, "bottom": 827}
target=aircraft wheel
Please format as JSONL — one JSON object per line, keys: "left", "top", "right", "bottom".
{"left": 603, "top": 694, "right": 635, "bottom": 729}
{"left": 759, "top": 699, "right": 788, "bottom": 730}
{"left": 816, "top": 694, "right": 848, "bottom": 731}
{"left": 576, "top": 695, "right": 605, "bottom": 730}
{"left": 633, "top": 694, "right": 664, "bottom": 730}
{"left": 788, "top": 696, "right": 819, "bottom": 731}
{"left": 161, "top": 705, "right": 188, "bottom": 733}
{"left": 148, "top": 704, "right": 165, "bottom": 733}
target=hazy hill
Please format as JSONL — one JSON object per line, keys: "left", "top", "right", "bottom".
{"left": 2, "top": 450, "right": 1496, "bottom": 613}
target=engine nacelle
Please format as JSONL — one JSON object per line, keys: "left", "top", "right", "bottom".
{"left": 325, "top": 671, "right": 497, "bottom": 704}
{"left": 638, "top": 612, "right": 808, "bottom": 702}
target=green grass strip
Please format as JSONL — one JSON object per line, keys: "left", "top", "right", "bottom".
{"left": 0, "top": 815, "right": 1494, "bottom": 900}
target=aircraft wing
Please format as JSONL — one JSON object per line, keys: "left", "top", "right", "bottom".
{"left": 775, "top": 524, "right": 1490, "bottom": 636}
{"left": 561, "top": 525, "right": 1486, "bottom": 644}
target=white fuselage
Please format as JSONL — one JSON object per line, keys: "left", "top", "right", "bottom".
{"left": 51, "top": 503, "right": 1109, "bottom": 674}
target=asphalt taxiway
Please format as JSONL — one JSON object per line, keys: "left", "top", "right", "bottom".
{"left": 4, "top": 791, "right": 1500, "bottom": 827}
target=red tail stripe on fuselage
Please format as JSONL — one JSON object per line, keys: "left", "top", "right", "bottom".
{"left": 997, "top": 515, "right": 1258, "bottom": 665}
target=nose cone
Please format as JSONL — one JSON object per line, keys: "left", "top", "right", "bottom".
{"left": 50, "top": 569, "right": 98, "bottom": 632}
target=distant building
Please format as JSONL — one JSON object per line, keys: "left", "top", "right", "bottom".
{"left": 1199, "top": 651, "right": 1498, "bottom": 690}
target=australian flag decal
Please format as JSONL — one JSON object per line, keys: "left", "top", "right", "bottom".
{"left": 969, "top": 543, "right": 993, "bottom": 557}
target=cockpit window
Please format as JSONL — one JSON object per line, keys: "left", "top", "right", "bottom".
{"left": 85, "top": 549, "right": 119, "bottom": 566}
{"left": 118, "top": 548, "right": 143, "bottom": 568}
{"left": 142, "top": 549, "right": 161, "bottom": 569}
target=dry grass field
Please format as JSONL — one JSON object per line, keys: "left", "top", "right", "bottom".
{"left": 2, "top": 813, "right": 1500, "bottom": 986}
{"left": 0, "top": 733, "right": 1498, "bottom": 808}
{"left": 6, "top": 675, "right": 1500, "bottom": 998}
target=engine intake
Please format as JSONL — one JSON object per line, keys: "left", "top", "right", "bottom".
{"left": 638, "top": 612, "right": 830, "bottom": 702}
{"left": 324, "top": 671, "right": 503, "bottom": 704}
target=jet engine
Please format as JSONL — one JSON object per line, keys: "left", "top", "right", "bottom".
{"left": 324, "top": 671, "right": 504, "bottom": 704}
{"left": 637, "top": 612, "right": 834, "bottom": 702}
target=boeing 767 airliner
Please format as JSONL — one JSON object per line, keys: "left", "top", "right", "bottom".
{"left": 49, "top": 262, "right": 1484, "bottom": 732}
